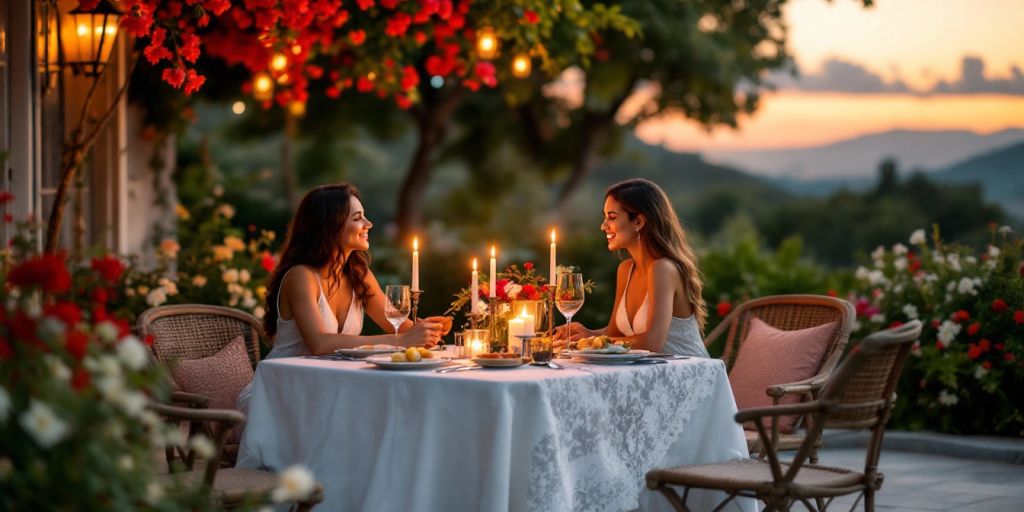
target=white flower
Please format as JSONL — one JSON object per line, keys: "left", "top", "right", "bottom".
{"left": 253, "top": 306, "right": 266, "bottom": 319}
{"left": 988, "top": 245, "right": 1001, "bottom": 259}
{"left": 870, "top": 314, "right": 885, "bottom": 323}
{"left": 946, "top": 254, "right": 961, "bottom": 272}
{"left": 162, "top": 425, "right": 186, "bottom": 448}
{"left": 902, "top": 304, "right": 919, "bottom": 320}
{"left": 145, "top": 288, "right": 167, "bottom": 307}
{"left": 909, "top": 229, "right": 927, "bottom": 245}
{"left": 855, "top": 266, "right": 870, "bottom": 281}
{"left": 504, "top": 283, "right": 522, "bottom": 300}
{"left": 893, "top": 284, "right": 904, "bottom": 294}
{"left": 936, "top": 320, "right": 961, "bottom": 347}
{"left": 223, "top": 268, "right": 239, "bottom": 283}
{"left": 190, "top": 434, "right": 216, "bottom": 459}
{"left": 116, "top": 336, "right": 150, "bottom": 371}
{"left": 891, "top": 243, "right": 908, "bottom": 256}
{"left": 145, "top": 481, "right": 165, "bottom": 505}
{"left": 957, "top": 277, "right": 977, "bottom": 296}
{"left": 158, "top": 278, "right": 178, "bottom": 296}
{"left": 998, "top": 225, "right": 1012, "bottom": 234}
{"left": 0, "top": 386, "right": 10, "bottom": 422}
{"left": 95, "top": 321, "right": 120, "bottom": 343}
{"left": 937, "top": 390, "right": 959, "bottom": 406}
{"left": 44, "top": 355, "right": 71, "bottom": 382}
{"left": 974, "top": 365, "right": 989, "bottom": 380}
{"left": 239, "top": 269, "right": 251, "bottom": 284}
{"left": 242, "top": 296, "right": 258, "bottom": 309}
{"left": 894, "top": 257, "right": 907, "bottom": 270}
{"left": 19, "top": 400, "right": 70, "bottom": 448}
{"left": 923, "top": 273, "right": 938, "bottom": 283}
{"left": 192, "top": 275, "right": 208, "bottom": 287}
{"left": 272, "top": 465, "right": 316, "bottom": 502}
{"left": 119, "top": 455, "right": 135, "bottom": 471}
{"left": 871, "top": 245, "right": 886, "bottom": 261}
{"left": 867, "top": 270, "right": 886, "bottom": 286}
{"left": 965, "top": 256, "right": 977, "bottom": 265}
{"left": 115, "top": 391, "right": 148, "bottom": 418}
{"left": 471, "top": 300, "right": 488, "bottom": 316}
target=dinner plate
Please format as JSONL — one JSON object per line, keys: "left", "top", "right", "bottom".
{"left": 335, "top": 345, "right": 404, "bottom": 357}
{"left": 364, "top": 355, "right": 449, "bottom": 370}
{"left": 572, "top": 350, "right": 651, "bottom": 364}
{"left": 471, "top": 357, "right": 524, "bottom": 368}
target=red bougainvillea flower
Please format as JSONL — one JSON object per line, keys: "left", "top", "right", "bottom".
{"left": 8, "top": 253, "right": 71, "bottom": 294}
{"left": 180, "top": 32, "right": 201, "bottom": 63}
{"left": 0, "top": 190, "right": 14, "bottom": 203}
{"left": 1014, "top": 310, "right": 1024, "bottom": 325}
{"left": 991, "top": 298, "right": 1008, "bottom": 313}
{"left": 523, "top": 262, "right": 534, "bottom": 271}
{"left": 716, "top": 301, "right": 733, "bottom": 317}
{"left": 348, "top": 29, "right": 366, "bottom": 45}
{"left": 183, "top": 69, "right": 206, "bottom": 95}
{"left": 91, "top": 254, "right": 125, "bottom": 283}
{"left": 395, "top": 95, "right": 413, "bottom": 109}
{"left": 522, "top": 10, "right": 540, "bottom": 24}
{"left": 966, "top": 322, "right": 981, "bottom": 336}
{"left": 400, "top": 65, "right": 420, "bottom": 90}
{"left": 162, "top": 67, "right": 186, "bottom": 89}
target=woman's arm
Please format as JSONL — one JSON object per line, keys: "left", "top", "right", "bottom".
{"left": 362, "top": 270, "right": 443, "bottom": 347}
{"left": 604, "top": 260, "right": 632, "bottom": 338}
{"left": 285, "top": 267, "right": 440, "bottom": 355}
{"left": 554, "top": 260, "right": 629, "bottom": 342}
{"left": 618, "top": 259, "right": 678, "bottom": 352}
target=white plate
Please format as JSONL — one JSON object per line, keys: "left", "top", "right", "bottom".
{"left": 573, "top": 350, "right": 651, "bottom": 364}
{"left": 335, "top": 346, "right": 404, "bottom": 357}
{"left": 364, "top": 355, "right": 449, "bottom": 370}
{"left": 471, "top": 357, "right": 524, "bottom": 368}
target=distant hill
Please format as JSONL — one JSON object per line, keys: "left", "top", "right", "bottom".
{"left": 702, "top": 128, "right": 1024, "bottom": 179}
{"left": 932, "top": 142, "right": 1024, "bottom": 220}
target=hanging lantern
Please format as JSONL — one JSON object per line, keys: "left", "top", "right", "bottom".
{"left": 511, "top": 53, "right": 531, "bottom": 78}
{"left": 60, "top": 0, "right": 123, "bottom": 76}
{"left": 288, "top": 101, "right": 306, "bottom": 117}
{"left": 476, "top": 27, "right": 499, "bottom": 60}
{"left": 253, "top": 72, "right": 274, "bottom": 101}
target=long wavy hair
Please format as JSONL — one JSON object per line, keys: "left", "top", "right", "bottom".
{"left": 606, "top": 179, "right": 708, "bottom": 333}
{"left": 263, "top": 183, "right": 372, "bottom": 339}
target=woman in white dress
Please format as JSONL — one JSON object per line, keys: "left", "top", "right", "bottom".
{"left": 556, "top": 179, "right": 710, "bottom": 358}
{"left": 237, "top": 183, "right": 446, "bottom": 413}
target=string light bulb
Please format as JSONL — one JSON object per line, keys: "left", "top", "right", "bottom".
{"left": 476, "top": 27, "right": 499, "bottom": 60}
{"left": 511, "top": 53, "right": 531, "bottom": 78}
{"left": 270, "top": 53, "right": 288, "bottom": 72}
{"left": 253, "top": 72, "right": 274, "bottom": 101}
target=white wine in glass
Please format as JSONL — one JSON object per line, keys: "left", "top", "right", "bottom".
{"left": 384, "top": 285, "right": 411, "bottom": 345}
{"left": 555, "top": 273, "right": 585, "bottom": 352}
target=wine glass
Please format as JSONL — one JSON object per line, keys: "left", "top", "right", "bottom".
{"left": 384, "top": 285, "right": 411, "bottom": 346}
{"left": 555, "top": 273, "right": 585, "bottom": 354}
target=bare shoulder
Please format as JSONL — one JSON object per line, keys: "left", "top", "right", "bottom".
{"left": 616, "top": 259, "right": 633, "bottom": 277}
{"left": 281, "top": 265, "right": 319, "bottom": 295}
{"left": 649, "top": 258, "right": 680, "bottom": 280}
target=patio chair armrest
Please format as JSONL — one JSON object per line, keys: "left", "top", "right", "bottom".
{"left": 735, "top": 400, "right": 828, "bottom": 424}
{"left": 170, "top": 391, "right": 210, "bottom": 408}
{"left": 764, "top": 374, "right": 828, "bottom": 398}
{"left": 149, "top": 402, "right": 246, "bottom": 426}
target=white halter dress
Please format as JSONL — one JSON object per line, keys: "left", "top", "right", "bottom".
{"left": 614, "top": 262, "right": 709, "bottom": 358}
{"left": 236, "top": 266, "right": 363, "bottom": 414}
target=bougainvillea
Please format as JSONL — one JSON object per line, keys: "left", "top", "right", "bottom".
{"left": 102, "top": 0, "right": 636, "bottom": 108}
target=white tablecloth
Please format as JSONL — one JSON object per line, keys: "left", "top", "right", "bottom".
{"left": 237, "top": 356, "right": 754, "bottom": 512}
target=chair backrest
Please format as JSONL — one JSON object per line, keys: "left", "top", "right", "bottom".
{"left": 138, "top": 304, "right": 263, "bottom": 370}
{"left": 819, "top": 319, "right": 922, "bottom": 430}
{"left": 715, "top": 295, "right": 855, "bottom": 375}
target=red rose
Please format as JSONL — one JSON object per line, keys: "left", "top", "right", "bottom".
{"left": 8, "top": 253, "right": 72, "bottom": 294}
{"left": 495, "top": 279, "right": 510, "bottom": 300}
{"left": 522, "top": 10, "right": 539, "bottom": 24}
{"left": 967, "top": 343, "right": 981, "bottom": 360}
{"left": 991, "top": 299, "right": 1008, "bottom": 313}
{"left": 523, "top": 262, "right": 534, "bottom": 271}
{"left": 45, "top": 302, "right": 81, "bottom": 328}
{"left": 65, "top": 330, "right": 89, "bottom": 360}
{"left": 952, "top": 310, "right": 970, "bottom": 323}
{"left": 934, "top": 341, "right": 945, "bottom": 351}
{"left": 995, "top": 342, "right": 1006, "bottom": 351}
{"left": 71, "top": 367, "right": 91, "bottom": 391}
{"left": 1014, "top": 311, "right": 1024, "bottom": 325}
{"left": 1005, "top": 353, "right": 1017, "bottom": 363}
{"left": 931, "top": 319, "right": 941, "bottom": 328}
{"left": 260, "top": 252, "right": 276, "bottom": 273}
{"left": 716, "top": 301, "right": 732, "bottom": 318}
{"left": 982, "top": 361, "right": 992, "bottom": 370}
{"left": 91, "top": 254, "right": 125, "bottom": 283}
{"left": 966, "top": 322, "right": 981, "bottom": 337}
{"left": 979, "top": 339, "right": 991, "bottom": 352}
{"left": 521, "top": 284, "right": 539, "bottom": 301}
{"left": 348, "top": 29, "right": 366, "bottom": 46}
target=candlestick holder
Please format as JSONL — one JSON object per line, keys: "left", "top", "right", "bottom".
{"left": 512, "top": 332, "right": 537, "bottom": 360}
{"left": 488, "top": 297, "right": 509, "bottom": 352}
{"left": 411, "top": 289, "right": 423, "bottom": 324}
{"left": 468, "top": 312, "right": 486, "bottom": 330}
{"left": 546, "top": 295, "right": 556, "bottom": 335}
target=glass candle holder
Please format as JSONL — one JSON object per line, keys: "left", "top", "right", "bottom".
{"left": 464, "top": 329, "right": 490, "bottom": 358}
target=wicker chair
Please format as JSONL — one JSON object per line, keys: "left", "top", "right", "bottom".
{"left": 138, "top": 304, "right": 264, "bottom": 467}
{"left": 647, "top": 320, "right": 922, "bottom": 512}
{"left": 704, "top": 295, "right": 856, "bottom": 459}
{"left": 151, "top": 402, "right": 323, "bottom": 511}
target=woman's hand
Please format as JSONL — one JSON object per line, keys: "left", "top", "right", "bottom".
{"left": 552, "top": 322, "right": 596, "bottom": 342}
{"left": 422, "top": 316, "right": 453, "bottom": 336}
{"left": 400, "top": 320, "right": 443, "bottom": 347}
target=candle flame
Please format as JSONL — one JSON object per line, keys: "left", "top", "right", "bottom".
{"left": 550, "top": 228, "right": 556, "bottom": 243}
{"left": 413, "top": 237, "right": 418, "bottom": 251}
{"left": 490, "top": 245, "right": 496, "bottom": 257}
{"left": 472, "top": 258, "right": 478, "bottom": 270}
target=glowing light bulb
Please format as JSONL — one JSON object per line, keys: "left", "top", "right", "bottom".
{"left": 476, "top": 27, "right": 499, "bottom": 60}
{"left": 511, "top": 53, "right": 531, "bottom": 78}
{"left": 231, "top": 101, "right": 246, "bottom": 115}
{"left": 270, "top": 53, "right": 288, "bottom": 72}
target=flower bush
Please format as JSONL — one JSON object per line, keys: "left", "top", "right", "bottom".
{"left": 847, "top": 226, "right": 1024, "bottom": 435}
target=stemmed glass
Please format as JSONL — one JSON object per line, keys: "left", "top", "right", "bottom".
{"left": 384, "top": 285, "right": 411, "bottom": 346}
{"left": 555, "top": 273, "right": 585, "bottom": 353}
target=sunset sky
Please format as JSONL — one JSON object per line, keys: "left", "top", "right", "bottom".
{"left": 636, "top": 0, "right": 1024, "bottom": 151}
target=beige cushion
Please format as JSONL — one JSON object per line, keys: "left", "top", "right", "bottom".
{"left": 729, "top": 318, "right": 836, "bottom": 433}
{"left": 171, "top": 336, "right": 253, "bottom": 411}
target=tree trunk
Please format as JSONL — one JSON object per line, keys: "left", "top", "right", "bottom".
{"left": 45, "top": 144, "right": 85, "bottom": 253}
{"left": 395, "top": 90, "right": 465, "bottom": 239}
{"left": 558, "top": 112, "right": 612, "bottom": 206}
{"left": 281, "top": 111, "right": 299, "bottom": 212}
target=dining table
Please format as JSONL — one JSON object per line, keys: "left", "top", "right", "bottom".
{"left": 236, "top": 352, "right": 755, "bottom": 512}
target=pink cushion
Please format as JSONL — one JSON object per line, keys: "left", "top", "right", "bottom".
{"left": 729, "top": 318, "right": 837, "bottom": 433}
{"left": 170, "top": 336, "right": 253, "bottom": 411}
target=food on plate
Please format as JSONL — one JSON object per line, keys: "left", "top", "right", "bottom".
{"left": 357, "top": 344, "right": 400, "bottom": 351}
{"left": 416, "top": 347, "right": 434, "bottom": 359}
{"left": 390, "top": 352, "right": 407, "bottom": 362}
{"left": 576, "top": 335, "right": 630, "bottom": 352}
{"left": 476, "top": 351, "right": 520, "bottom": 359}
{"left": 404, "top": 347, "right": 422, "bottom": 362}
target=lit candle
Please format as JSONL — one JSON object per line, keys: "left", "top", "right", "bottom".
{"left": 412, "top": 237, "right": 420, "bottom": 291}
{"left": 520, "top": 305, "right": 535, "bottom": 335}
{"left": 470, "top": 339, "right": 486, "bottom": 358}
{"left": 549, "top": 229, "right": 557, "bottom": 288}
{"left": 508, "top": 315, "right": 525, "bottom": 351}
{"left": 489, "top": 245, "right": 497, "bottom": 298}
{"left": 471, "top": 258, "right": 479, "bottom": 314}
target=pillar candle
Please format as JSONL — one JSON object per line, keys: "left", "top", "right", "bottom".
{"left": 471, "top": 258, "right": 479, "bottom": 314}
{"left": 489, "top": 245, "right": 497, "bottom": 298}
{"left": 508, "top": 316, "right": 525, "bottom": 351}
{"left": 549, "top": 229, "right": 557, "bottom": 289}
{"left": 412, "top": 237, "right": 420, "bottom": 291}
